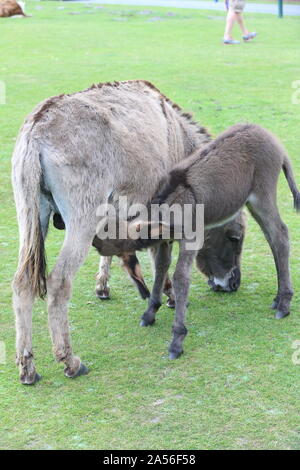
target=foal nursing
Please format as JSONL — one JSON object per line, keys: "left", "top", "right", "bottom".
{"left": 132, "top": 123, "right": 300, "bottom": 359}
{"left": 12, "top": 106, "right": 299, "bottom": 382}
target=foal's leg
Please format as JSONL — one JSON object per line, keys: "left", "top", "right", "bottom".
{"left": 47, "top": 227, "right": 94, "bottom": 378}
{"left": 148, "top": 245, "right": 175, "bottom": 308}
{"left": 95, "top": 256, "right": 112, "bottom": 300}
{"left": 247, "top": 197, "right": 293, "bottom": 319}
{"left": 140, "top": 242, "right": 172, "bottom": 326}
{"left": 169, "top": 241, "right": 197, "bottom": 359}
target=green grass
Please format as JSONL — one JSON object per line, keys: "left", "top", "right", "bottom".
{"left": 0, "top": 1, "right": 300, "bottom": 450}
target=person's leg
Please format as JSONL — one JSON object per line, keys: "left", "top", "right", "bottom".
{"left": 235, "top": 1, "right": 257, "bottom": 41}
{"left": 235, "top": 12, "right": 248, "bottom": 35}
{"left": 224, "top": 10, "right": 237, "bottom": 40}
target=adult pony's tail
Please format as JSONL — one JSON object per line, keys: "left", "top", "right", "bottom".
{"left": 12, "top": 125, "right": 47, "bottom": 299}
{"left": 282, "top": 156, "right": 300, "bottom": 212}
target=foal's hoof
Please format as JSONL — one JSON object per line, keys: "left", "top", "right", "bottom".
{"left": 140, "top": 317, "right": 155, "bottom": 327}
{"left": 96, "top": 288, "right": 110, "bottom": 300}
{"left": 166, "top": 298, "right": 176, "bottom": 309}
{"left": 64, "top": 362, "right": 89, "bottom": 379}
{"left": 275, "top": 310, "right": 290, "bottom": 320}
{"left": 169, "top": 350, "right": 183, "bottom": 360}
{"left": 20, "top": 372, "right": 41, "bottom": 386}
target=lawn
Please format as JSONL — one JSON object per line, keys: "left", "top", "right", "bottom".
{"left": 0, "top": 1, "right": 300, "bottom": 450}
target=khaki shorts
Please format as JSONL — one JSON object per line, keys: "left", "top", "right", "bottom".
{"left": 229, "top": 0, "right": 245, "bottom": 13}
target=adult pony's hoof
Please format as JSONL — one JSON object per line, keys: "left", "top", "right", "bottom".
{"left": 96, "top": 287, "right": 110, "bottom": 300}
{"left": 140, "top": 317, "right": 155, "bottom": 327}
{"left": 20, "top": 372, "right": 41, "bottom": 386}
{"left": 169, "top": 350, "right": 183, "bottom": 360}
{"left": 64, "top": 362, "right": 89, "bottom": 379}
{"left": 275, "top": 310, "right": 290, "bottom": 320}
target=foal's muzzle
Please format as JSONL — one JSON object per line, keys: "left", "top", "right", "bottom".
{"left": 208, "top": 267, "right": 241, "bottom": 293}
{"left": 228, "top": 267, "right": 241, "bottom": 291}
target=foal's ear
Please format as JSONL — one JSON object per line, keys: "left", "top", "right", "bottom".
{"left": 128, "top": 220, "right": 170, "bottom": 239}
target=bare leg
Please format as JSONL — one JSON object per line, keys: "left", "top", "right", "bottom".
{"left": 224, "top": 10, "right": 237, "bottom": 40}
{"left": 140, "top": 242, "right": 172, "bottom": 326}
{"left": 247, "top": 198, "right": 293, "bottom": 319}
{"left": 169, "top": 241, "right": 197, "bottom": 359}
{"left": 47, "top": 227, "right": 94, "bottom": 378}
{"left": 95, "top": 256, "right": 112, "bottom": 300}
{"left": 235, "top": 12, "right": 248, "bottom": 35}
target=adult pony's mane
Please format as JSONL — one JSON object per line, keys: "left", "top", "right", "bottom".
{"left": 32, "top": 80, "right": 211, "bottom": 140}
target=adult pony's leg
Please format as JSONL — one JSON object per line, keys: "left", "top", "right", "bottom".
{"left": 247, "top": 195, "right": 293, "bottom": 319}
{"left": 47, "top": 224, "right": 94, "bottom": 378}
{"left": 140, "top": 242, "right": 172, "bottom": 326}
{"left": 164, "top": 273, "right": 175, "bottom": 308}
{"left": 12, "top": 196, "right": 51, "bottom": 385}
{"left": 95, "top": 256, "right": 112, "bottom": 300}
{"left": 169, "top": 240, "right": 197, "bottom": 359}
{"left": 96, "top": 253, "right": 150, "bottom": 301}
{"left": 13, "top": 277, "right": 40, "bottom": 385}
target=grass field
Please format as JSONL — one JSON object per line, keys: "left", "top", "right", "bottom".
{"left": 0, "top": 1, "right": 300, "bottom": 450}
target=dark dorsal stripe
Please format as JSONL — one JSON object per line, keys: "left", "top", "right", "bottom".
{"left": 152, "top": 168, "right": 191, "bottom": 206}
{"left": 31, "top": 80, "right": 211, "bottom": 140}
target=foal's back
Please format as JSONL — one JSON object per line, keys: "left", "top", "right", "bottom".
{"left": 165, "top": 124, "right": 288, "bottom": 226}
{"left": 188, "top": 123, "right": 285, "bottom": 188}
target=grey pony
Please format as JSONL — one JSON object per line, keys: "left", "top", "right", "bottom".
{"left": 12, "top": 80, "right": 212, "bottom": 385}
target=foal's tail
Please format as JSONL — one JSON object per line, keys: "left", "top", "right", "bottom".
{"left": 282, "top": 156, "right": 300, "bottom": 212}
{"left": 12, "top": 126, "right": 47, "bottom": 298}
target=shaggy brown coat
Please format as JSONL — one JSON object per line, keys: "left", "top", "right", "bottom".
{"left": 0, "top": 0, "right": 26, "bottom": 17}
